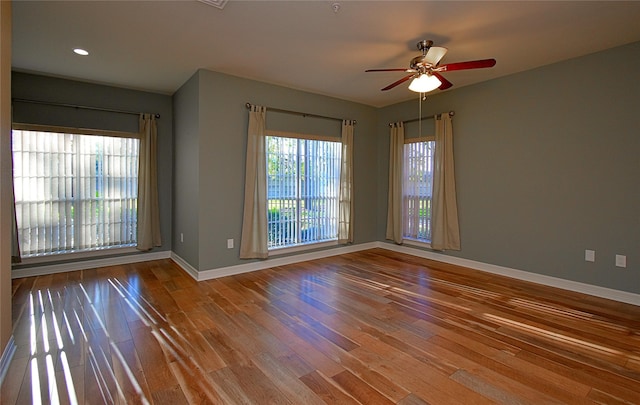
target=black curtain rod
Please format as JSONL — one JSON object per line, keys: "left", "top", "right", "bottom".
{"left": 12, "top": 98, "right": 160, "bottom": 119}
{"left": 245, "top": 102, "right": 356, "bottom": 125}
{"left": 389, "top": 110, "right": 455, "bottom": 127}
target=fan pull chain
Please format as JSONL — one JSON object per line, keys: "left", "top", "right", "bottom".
{"left": 418, "top": 92, "right": 422, "bottom": 139}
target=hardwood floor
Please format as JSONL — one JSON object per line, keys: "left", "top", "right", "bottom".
{"left": 3, "top": 248, "right": 640, "bottom": 404}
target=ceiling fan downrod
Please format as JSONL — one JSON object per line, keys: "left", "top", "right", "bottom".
{"left": 417, "top": 40, "right": 433, "bottom": 54}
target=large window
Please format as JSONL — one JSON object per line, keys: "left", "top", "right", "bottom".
{"left": 403, "top": 139, "right": 434, "bottom": 242}
{"left": 12, "top": 127, "right": 140, "bottom": 257}
{"left": 266, "top": 134, "right": 341, "bottom": 249}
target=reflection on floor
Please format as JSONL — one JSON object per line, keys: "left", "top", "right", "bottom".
{"left": 3, "top": 249, "right": 640, "bottom": 404}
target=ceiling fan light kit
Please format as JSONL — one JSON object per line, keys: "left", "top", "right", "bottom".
{"left": 366, "top": 40, "right": 496, "bottom": 93}
{"left": 408, "top": 73, "right": 442, "bottom": 93}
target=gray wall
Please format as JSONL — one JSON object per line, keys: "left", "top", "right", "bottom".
{"left": 173, "top": 69, "right": 378, "bottom": 271}
{"left": 172, "top": 73, "right": 200, "bottom": 267}
{"left": 378, "top": 41, "right": 640, "bottom": 294}
{"left": 11, "top": 72, "right": 173, "bottom": 257}
{"left": 12, "top": 41, "right": 639, "bottom": 296}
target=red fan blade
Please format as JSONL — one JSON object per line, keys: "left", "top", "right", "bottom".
{"left": 440, "top": 58, "right": 496, "bottom": 72}
{"left": 433, "top": 72, "right": 453, "bottom": 90}
{"left": 381, "top": 74, "right": 414, "bottom": 91}
{"left": 366, "top": 68, "right": 414, "bottom": 72}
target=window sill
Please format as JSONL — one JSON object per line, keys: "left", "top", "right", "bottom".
{"left": 268, "top": 240, "right": 338, "bottom": 257}
{"left": 15, "top": 246, "right": 139, "bottom": 267}
{"left": 403, "top": 239, "right": 432, "bottom": 249}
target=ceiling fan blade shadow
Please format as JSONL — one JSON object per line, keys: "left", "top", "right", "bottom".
{"left": 440, "top": 59, "right": 496, "bottom": 71}
{"left": 381, "top": 74, "right": 414, "bottom": 91}
{"left": 433, "top": 72, "right": 453, "bottom": 90}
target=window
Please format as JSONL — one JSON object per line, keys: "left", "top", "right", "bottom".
{"left": 266, "top": 134, "right": 341, "bottom": 249}
{"left": 12, "top": 127, "right": 140, "bottom": 257}
{"left": 403, "top": 139, "right": 434, "bottom": 242}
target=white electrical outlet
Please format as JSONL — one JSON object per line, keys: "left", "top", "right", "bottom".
{"left": 227, "top": 239, "right": 234, "bottom": 249}
{"left": 615, "top": 255, "right": 626, "bottom": 268}
{"left": 585, "top": 249, "right": 595, "bottom": 262}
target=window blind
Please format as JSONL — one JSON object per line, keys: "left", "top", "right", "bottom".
{"left": 12, "top": 129, "right": 140, "bottom": 257}
{"left": 403, "top": 140, "right": 434, "bottom": 241}
{"left": 266, "top": 136, "right": 341, "bottom": 249}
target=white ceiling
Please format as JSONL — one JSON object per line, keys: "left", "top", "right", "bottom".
{"left": 11, "top": 1, "right": 640, "bottom": 108}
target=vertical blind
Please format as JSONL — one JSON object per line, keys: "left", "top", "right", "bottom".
{"left": 403, "top": 140, "right": 434, "bottom": 241}
{"left": 12, "top": 128, "right": 140, "bottom": 257}
{"left": 266, "top": 136, "right": 341, "bottom": 249}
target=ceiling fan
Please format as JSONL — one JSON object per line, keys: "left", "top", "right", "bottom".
{"left": 366, "top": 40, "right": 496, "bottom": 92}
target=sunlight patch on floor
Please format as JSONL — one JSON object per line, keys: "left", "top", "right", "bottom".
{"left": 481, "top": 312, "right": 636, "bottom": 359}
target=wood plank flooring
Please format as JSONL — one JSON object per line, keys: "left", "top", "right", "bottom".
{"left": 3, "top": 248, "right": 640, "bottom": 404}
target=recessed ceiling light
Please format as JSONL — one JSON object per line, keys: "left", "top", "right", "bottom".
{"left": 73, "top": 48, "right": 89, "bottom": 56}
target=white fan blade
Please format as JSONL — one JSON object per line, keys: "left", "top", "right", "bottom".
{"left": 424, "top": 46, "right": 448, "bottom": 65}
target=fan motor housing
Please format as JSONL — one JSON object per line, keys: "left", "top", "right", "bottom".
{"left": 410, "top": 56, "right": 432, "bottom": 70}
{"left": 411, "top": 40, "right": 435, "bottom": 69}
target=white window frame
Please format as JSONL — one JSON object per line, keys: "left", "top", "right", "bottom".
{"left": 265, "top": 130, "right": 341, "bottom": 252}
{"left": 403, "top": 136, "right": 435, "bottom": 245}
{"left": 12, "top": 123, "right": 141, "bottom": 261}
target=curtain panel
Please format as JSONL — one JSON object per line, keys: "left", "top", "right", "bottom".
{"left": 431, "top": 113, "right": 461, "bottom": 250}
{"left": 385, "top": 122, "right": 404, "bottom": 244}
{"left": 338, "top": 120, "right": 354, "bottom": 244}
{"left": 11, "top": 152, "right": 21, "bottom": 263}
{"left": 137, "top": 113, "right": 162, "bottom": 251}
{"left": 239, "top": 105, "right": 268, "bottom": 259}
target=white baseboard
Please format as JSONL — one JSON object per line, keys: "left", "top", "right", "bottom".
{"left": 174, "top": 242, "right": 379, "bottom": 281}
{"left": 170, "top": 252, "right": 199, "bottom": 280}
{"left": 12, "top": 242, "right": 639, "bottom": 307}
{"left": 11, "top": 250, "right": 172, "bottom": 279}
{"left": 379, "top": 242, "right": 640, "bottom": 307}
{"left": 172, "top": 241, "right": 639, "bottom": 307}
{"left": 0, "top": 336, "right": 16, "bottom": 386}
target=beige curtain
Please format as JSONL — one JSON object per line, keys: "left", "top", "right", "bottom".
{"left": 137, "top": 114, "right": 162, "bottom": 251}
{"left": 338, "top": 120, "right": 354, "bottom": 244}
{"left": 11, "top": 155, "right": 21, "bottom": 263}
{"left": 431, "top": 113, "right": 461, "bottom": 250}
{"left": 12, "top": 210, "right": 20, "bottom": 263}
{"left": 385, "top": 122, "right": 404, "bottom": 244}
{"left": 239, "top": 105, "right": 268, "bottom": 259}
